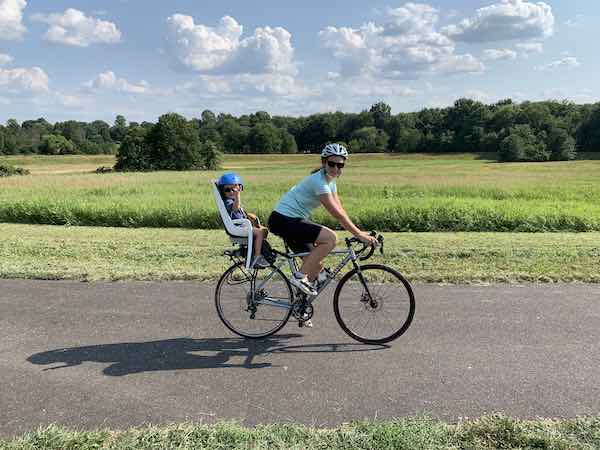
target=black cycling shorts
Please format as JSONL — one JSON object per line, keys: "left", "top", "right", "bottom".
{"left": 268, "top": 210, "right": 322, "bottom": 253}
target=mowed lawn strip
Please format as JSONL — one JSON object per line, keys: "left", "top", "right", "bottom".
{"left": 0, "top": 223, "right": 598, "bottom": 283}
{"left": 1, "top": 154, "right": 599, "bottom": 231}
{"left": 1, "top": 415, "right": 599, "bottom": 450}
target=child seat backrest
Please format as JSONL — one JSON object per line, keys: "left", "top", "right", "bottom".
{"left": 211, "top": 181, "right": 254, "bottom": 269}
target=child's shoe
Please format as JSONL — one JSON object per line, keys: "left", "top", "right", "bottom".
{"left": 251, "top": 255, "right": 269, "bottom": 269}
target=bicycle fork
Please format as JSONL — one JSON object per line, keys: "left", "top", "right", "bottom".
{"left": 351, "top": 261, "right": 378, "bottom": 308}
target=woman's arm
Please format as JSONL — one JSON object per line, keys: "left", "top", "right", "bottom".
{"left": 321, "top": 192, "right": 379, "bottom": 246}
{"left": 320, "top": 193, "right": 362, "bottom": 236}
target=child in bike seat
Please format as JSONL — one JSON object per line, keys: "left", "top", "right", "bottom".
{"left": 217, "top": 172, "right": 270, "bottom": 269}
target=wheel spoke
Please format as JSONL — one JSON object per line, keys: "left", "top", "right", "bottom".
{"left": 216, "top": 263, "right": 293, "bottom": 338}
{"left": 334, "top": 265, "right": 415, "bottom": 344}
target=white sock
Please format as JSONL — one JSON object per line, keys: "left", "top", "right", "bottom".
{"left": 294, "top": 271, "right": 306, "bottom": 279}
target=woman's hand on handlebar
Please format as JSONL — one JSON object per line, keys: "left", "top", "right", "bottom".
{"left": 356, "top": 231, "right": 378, "bottom": 247}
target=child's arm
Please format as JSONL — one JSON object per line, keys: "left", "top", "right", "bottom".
{"left": 232, "top": 190, "right": 242, "bottom": 212}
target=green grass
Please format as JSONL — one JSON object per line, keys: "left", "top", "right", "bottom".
{"left": 1, "top": 223, "right": 598, "bottom": 283}
{"left": 2, "top": 415, "right": 599, "bottom": 449}
{"left": 1, "top": 154, "right": 599, "bottom": 232}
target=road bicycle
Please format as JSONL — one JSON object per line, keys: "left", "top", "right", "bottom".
{"left": 214, "top": 232, "right": 415, "bottom": 344}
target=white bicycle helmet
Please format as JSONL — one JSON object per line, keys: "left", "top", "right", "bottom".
{"left": 321, "top": 143, "right": 348, "bottom": 159}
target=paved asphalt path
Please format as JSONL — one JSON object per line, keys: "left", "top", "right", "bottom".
{"left": 1, "top": 279, "right": 599, "bottom": 438}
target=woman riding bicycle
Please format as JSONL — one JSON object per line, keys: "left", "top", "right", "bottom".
{"left": 268, "top": 143, "right": 378, "bottom": 296}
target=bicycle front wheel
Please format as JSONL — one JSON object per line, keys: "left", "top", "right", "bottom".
{"left": 215, "top": 262, "right": 294, "bottom": 339}
{"left": 333, "top": 264, "right": 415, "bottom": 344}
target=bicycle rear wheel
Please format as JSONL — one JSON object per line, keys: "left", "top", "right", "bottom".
{"left": 333, "top": 264, "right": 415, "bottom": 344}
{"left": 215, "top": 262, "right": 294, "bottom": 339}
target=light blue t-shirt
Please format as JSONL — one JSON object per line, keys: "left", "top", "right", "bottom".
{"left": 274, "top": 169, "right": 337, "bottom": 219}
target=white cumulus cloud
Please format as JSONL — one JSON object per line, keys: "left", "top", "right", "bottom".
{"left": 320, "top": 3, "right": 483, "bottom": 79}
{"left": 482, "top": 48, "right": 517, "bottom": 61}
{"left": 176, "top": 72, "right": 309, "bottom": 98}
{"left": 0, "top": 53, "right": 13, "bottom": 65}
{"left": 443, "top": 0, "right": 554, "bottom": 42}
{"left": 0, "top": 66, "right": 48, "bottom": 94}
{"left": 535, "top": 56, "right": 580, "bottom": 71}
{"left": 31, "top": 8, "right": 121, "bottom": 47}
{"left": 515, "top": 41, "right": 543, "bottom": 54}
{"left": 0, "top": 0, "right": 26, "bottom": 40}
{"left": 436, "top": 54, "right": 485, "bottom": 74}
{"left": 564, "top": 14, "right": 584, "bottom": 28}
{"left": 165, "top": 14, "right": 297, "bottom": 75}
{"left": 464, "top": 89, "right": 492, "bottom": 102}
{"left": 84, "top": 71, "right": 149, "bottom": 94}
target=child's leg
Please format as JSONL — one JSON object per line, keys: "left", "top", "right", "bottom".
{"left": 252, "top": 227, "right": 264, "bottom": 258}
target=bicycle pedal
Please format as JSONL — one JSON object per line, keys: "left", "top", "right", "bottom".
{"left": 298, "top": 319, "right": 313, "bottom": 328}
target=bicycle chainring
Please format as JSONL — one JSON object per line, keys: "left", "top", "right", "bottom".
{"left": 292, "top": 297, "right": 313, "bottom": 321}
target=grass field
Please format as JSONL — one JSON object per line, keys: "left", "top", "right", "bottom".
{"left": 2, "top": 415, "right": 599, "bottom": 449}
{"left": 1, "top": 223, "right": 598, "bottom": 282}
{"left": 1, "top": 154, "right": 599, "bottom": 231}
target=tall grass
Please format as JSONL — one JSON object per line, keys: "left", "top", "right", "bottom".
{"left": 1, "top": 154, "right": 599, "bottom": 232}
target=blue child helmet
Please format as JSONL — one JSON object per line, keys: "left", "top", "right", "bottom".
{"left": 217, "top": 172, "right": 244, "bottom": 190}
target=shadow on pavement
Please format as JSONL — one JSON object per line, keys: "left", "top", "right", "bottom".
{"left": 27, "top": 336, "right": 388, "bottom": 376}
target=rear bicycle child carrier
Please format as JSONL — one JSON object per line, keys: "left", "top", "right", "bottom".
{"left": 211, "top": 181, "right": 255, "bottom": 269}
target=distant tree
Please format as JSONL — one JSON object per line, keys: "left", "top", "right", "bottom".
{"left": 349, "top": 127, "right": 389, "bottom": 153}
{"left": 547, "top": 127, "right": 577, "bottom": 160}
{"left": 54, "top": 120, "right": 86, "bottom": 147}
{"left": 297, "top": 113, "right": 340, "bottom": 152}
{"left": 495, "top": 98, "right": 514, "bottom": 107}
{"left": 201, "top": 110, "right": 217, "bottom": 128}
{"left": 6, "top": 118, "right": 20, "bottom": 132}
{"left": 518, "top": 102, "right": 555, "bottom": 132}
{"left": 220, "top": 119, "right": 249, "bottom": 153}
{"left": 370, "top": 101, "right": 392, "bottom": 130}
{"left": 499, "top": 124, "right": 549, "bottom": 162}
{"left": 393, "top": 127, "right": 422, "bottom": 153}
{"left": 577, "top": 104, "right": 600, "bottom": 152}
{"left": 86, "top": 120, "right": 112, "bottom": 144}
{"left": 39, "top": 134, "right": 75, "bottom": 155}
{"left": 21, "top": 118, "right": 52, "bottom": 153}
{"left": 481, "top": 131, "right": 500, "bottom": 153}
{"left": 280, "top": 129, "right": 298, "bottom": 154}
{"left": 447, "top": 98, "right": 490, "bottom": 151}
{"left": 249, "top": 122, "right": 282, "bottom": 153}
{"left": 146, "top": 113, "right": 203, "bottom": 170}
{"left": 251, "top": 111, "right": 271, "bottom": 125}
{"left": 114, "top": 126, "right": 150, "bottom": 171}
{"left": 489, "top": 103, "right": 519, "bottom": 132}
{"left": 415, "top": 107, "right": 448, "bottom": 152}
{"left": 202, "top": 140, "right": 223, "bottom": 170}
{"left": 1, "top": 125, "right": 18, "bottom": 154}
{"left": 110, "top": 115, "right": 128, "bottom": 143}
{"left": 198, "top": 126, "right": 223, "bottom": 150}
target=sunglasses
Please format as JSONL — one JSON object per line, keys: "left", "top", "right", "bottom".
{"left": 327, "top": 161, "right": 345, "bottom": 169}
{"left": 223, "top": 187, "right": 239, "bottom": 193}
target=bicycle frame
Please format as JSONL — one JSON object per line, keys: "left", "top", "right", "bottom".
{"left": 241, "top": 243, "right": 372, "bottom": 310}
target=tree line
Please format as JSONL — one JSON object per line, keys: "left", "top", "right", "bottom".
{"left": 2, "top": 99, "right": 600, "bottom": 167}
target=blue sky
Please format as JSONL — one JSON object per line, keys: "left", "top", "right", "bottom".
{"left": 0, "top": 0, "right": 598, "bottom": 123}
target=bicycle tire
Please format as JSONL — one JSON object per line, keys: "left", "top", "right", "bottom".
{"left": 333, "top": 264, "right": 415, "bottom": 344}
{"left": 215, "top": 262, "right": 294, "bottom": 339}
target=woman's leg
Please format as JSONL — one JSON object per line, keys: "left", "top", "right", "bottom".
{"left": 300, "top": 227, "right": 336, "bottom": 281}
